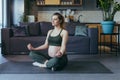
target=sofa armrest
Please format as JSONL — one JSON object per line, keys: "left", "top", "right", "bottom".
{"left": 88, "top": 28, "right": 98, "bottom": 54}
{"left": 1, "top": 28, "right": 13, "bottom": 55}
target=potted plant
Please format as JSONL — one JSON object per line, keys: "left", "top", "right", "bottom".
{"left": 19, "top": 0, "right": 31, "bottom": 23}
{"left": 24, "top": 0, "right": 35, "bottom": 22}
{"left": 99, "top": 0, "right": 120, "bottom": 34}
{"left": 19, "top": 13, "right": 29, "bottom": 22}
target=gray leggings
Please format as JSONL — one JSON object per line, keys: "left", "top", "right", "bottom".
{"left": 29, "top": 51, "right": 68, "bottom": 70}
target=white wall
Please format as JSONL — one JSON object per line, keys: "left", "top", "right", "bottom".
{"left": 73, "top": 11, "right": 103, "bottom": 23}
{"left": 37, "top": 10, "right": 120, "bottom": 23}
{"left": 38, "top": 11, "right": 60, "bottom": 22}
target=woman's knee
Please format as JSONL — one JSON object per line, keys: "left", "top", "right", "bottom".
{"left": 46, "top": 57, "right": 68, "bottom": 71}
{"left": 46, "top": 57, "right": 59, "bottom": 68}
{"left": 29, "top": 51, "right": 38, "bottom": 58}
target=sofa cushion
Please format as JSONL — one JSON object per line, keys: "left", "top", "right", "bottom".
{"left": 10, "top": 36, "right": 47, "bottom": 52}
{"left": 75, "top": 25, "right": 88, "bottom": 36}
{"left": 66, "top": 36, "right": 90, "bottom": 54}
{"left": 40, "top": 22, "right": 53, "bottom": 36}
{"left": 27, "top": 22, "right": 41, "bottom": 36}
{"left": 12, "top": 26, "right": 28, "bottom": 37}
{"left": 19, "top": 22, "right": 28, "bottom": 27}
{"left": 65, "top": 22, "right": 76, "bottom": 36}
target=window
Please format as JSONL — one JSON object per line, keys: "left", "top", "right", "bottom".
{"left": 0, "top": 0, "right": 2, "bottom": 28}
{"left": 0, "top": 0, "right": 7, "bottom": 28}
{"left": 0, "top": 0, "right": 6, "bottom": 43}
{"left": 0, "top": 0, "right": 2, "bottom": 44}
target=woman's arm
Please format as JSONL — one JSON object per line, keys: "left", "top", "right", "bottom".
{"left": 27, "top": 30, "right": 52, "bottom": 51}
{"left": 55, "top": 30, "right": 68, "bottom": 57}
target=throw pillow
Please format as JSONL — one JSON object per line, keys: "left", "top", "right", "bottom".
{"left": 40, "top": 22, "right": 53, "bottom": 36}
{"left": 75, "top": 26, "right": 88, "bottom": 36}
{"left": 27, "top": 22, "right": 41, "bottom": 36}
{"left": 65, "top": 22, "right": 76, "bottom": 36}
{"left": 12, "top": 26, "right": 27, "bottom": 37}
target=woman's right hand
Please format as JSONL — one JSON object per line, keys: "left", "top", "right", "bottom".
{"left": 27, "top": 43, "right": 34, "bottom": 51}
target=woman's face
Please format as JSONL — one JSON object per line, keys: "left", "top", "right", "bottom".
{"left": 51, "top": 15, "right": 60, "bottom": 27}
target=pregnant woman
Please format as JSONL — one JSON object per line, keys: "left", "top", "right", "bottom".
{"left": 27, "top": 12, "right": 68, "bottom": 71}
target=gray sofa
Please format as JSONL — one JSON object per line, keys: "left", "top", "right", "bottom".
{"left": 1, "top": 21, "right": 98, "bottom": 55}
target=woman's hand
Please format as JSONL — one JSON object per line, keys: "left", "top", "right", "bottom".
{"left": 55, "top": 51, "right": 63, "bottom": 57}
{"left": 27, "top": 43, "right": 34, "bottom": 51}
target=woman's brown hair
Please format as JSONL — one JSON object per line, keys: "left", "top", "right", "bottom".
{"left": 52, "top": 12, "right": 65, "bottom": 29}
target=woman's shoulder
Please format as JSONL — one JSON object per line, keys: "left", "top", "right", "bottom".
{"left": 47, "top": 29, "right": 53, "bottom": 35}
{"left": 62, "top": 29, "right": 68, "bottom": 35}
{"left": 48, "top": 29, "right": 53, "bottom": 33}
{"left": 62, "top": 29, "right": 68, "bottom": 32}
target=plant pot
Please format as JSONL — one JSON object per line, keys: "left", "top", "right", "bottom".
{"left": 101, "top": 21, "right": 115, "bottom": 34}
{"left": 27, "top": 15, "right": 35, "bottom": 22}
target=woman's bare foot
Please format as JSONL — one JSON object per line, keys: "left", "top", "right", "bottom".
{"left": 32, "top": 62, "right": 46, "bottom": 68}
